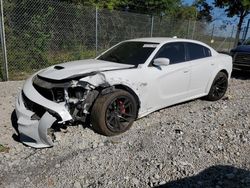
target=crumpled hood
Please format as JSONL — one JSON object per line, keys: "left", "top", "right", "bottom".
{"left": 38, "top": 59, "right": 134, "bottom": 80}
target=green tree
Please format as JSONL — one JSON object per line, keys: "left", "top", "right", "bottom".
{"left": 61, "top": 0, "right": 182, "bottom": 15}
{"left": 175, "top": 5, "right": 197, "bottom": 20}
{"left": 195, "top": 0, "right": 213, "bottom": 22}
{"left": 117, "top": 0, "right": 182, "bottom": 15}
{"left": 61, "top": 0, "right": 121, "bottom": 9}
{"left": 214, "top": 0, "right": 250, "bottom": 47}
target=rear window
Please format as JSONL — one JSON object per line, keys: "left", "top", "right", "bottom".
{"left": 187, "top": 43, "right": 211, "bottom": 60}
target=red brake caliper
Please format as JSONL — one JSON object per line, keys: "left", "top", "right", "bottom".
{"left": 118, "top": 100, "right": 126, "bottom": 114}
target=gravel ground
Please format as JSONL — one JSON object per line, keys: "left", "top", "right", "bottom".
{"left": 0, "top": 71, "right": 250, "bottom": 188}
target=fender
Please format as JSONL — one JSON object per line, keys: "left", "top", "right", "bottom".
{"left": 205, "top": 66, "right": 231, "bottom": 94}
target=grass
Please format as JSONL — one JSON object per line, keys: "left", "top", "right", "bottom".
{"left": 7, "top": 48, "right": 97, "bottom": 80}
{"left": 0, "top": 144, "right": 10, "bottom": 153}
{"left": 9, "top": 70, "right": 37, "bottom": 80}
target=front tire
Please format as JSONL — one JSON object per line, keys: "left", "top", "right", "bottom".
{"left": 91, "top": 89, "right": 137, "bottom": 136}
{"left": 206, "top": 72, "right": 228, "bottom": 101}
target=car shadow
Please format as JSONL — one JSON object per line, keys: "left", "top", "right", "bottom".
{"left": 231, "top": 69, "right": 250, "bottom": 80}
{"left": 154, "top": 165, "right": 250, "bottom": 188}
{"left": 11, "top": 110, "right": 21, "bottom": 143}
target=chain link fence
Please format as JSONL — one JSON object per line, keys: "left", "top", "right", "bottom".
{"left": 0, "top": 0, "right": 240, "bottom": 80}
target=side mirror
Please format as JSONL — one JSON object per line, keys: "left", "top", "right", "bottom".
{"left": 153, "top": 58, "right": 170, "bottom": 67}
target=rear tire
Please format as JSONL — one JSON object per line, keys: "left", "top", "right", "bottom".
{"left": 91, "top": 89, "right": 137, "bottom": 136}
{"left": 206, "top": 72, "right": 228, "bottom": 101}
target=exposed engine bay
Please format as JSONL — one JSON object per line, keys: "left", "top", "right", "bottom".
{"left": 32, "top": 74, "right": 109, "bottom": 123}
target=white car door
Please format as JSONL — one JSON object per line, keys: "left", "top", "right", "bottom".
{"left": 186, "top": 42, "right": 214, "bottom": 96}
{"left": 145, "top": 42, "right": 191, "bottom": 110}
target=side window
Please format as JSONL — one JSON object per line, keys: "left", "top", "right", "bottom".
{"left": 154, "top": 42, "right": 186, "bottom": 64}
{"left": 204, "top": 47, "right": 212, "bottom": 57}
{"left": 187, "top": 43, "right": 211, "bottom": 60}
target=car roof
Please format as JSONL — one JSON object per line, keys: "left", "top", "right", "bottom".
{"left": 127, "top": 37, "right": 204, "bottom": 44}
{"left": 125, "top": 37, "right": 218, "bottom": 56}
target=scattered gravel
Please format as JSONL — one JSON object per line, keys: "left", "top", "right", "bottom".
{"left": 0, "top": 71, "right": 250, "bottom": 188}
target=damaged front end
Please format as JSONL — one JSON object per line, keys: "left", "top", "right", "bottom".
{"left": 15, "top": 72, "right": 110, "bottom": 148}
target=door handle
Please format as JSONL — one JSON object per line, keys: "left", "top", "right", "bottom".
{"left": 211, "top": 63, "right": 215, "bottom": 66}
{"left": 184, "top": 70, "right": 189, "bottom": 73}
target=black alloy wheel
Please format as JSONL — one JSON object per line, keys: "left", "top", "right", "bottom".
{"left": 106, "top": 96, "right": 136, "bottom": 133}
{"left": 207, "top": 72, "right": 228, "bottom": 101}
{"left": 91, "top": 89, "right": 137, "bottom": 136}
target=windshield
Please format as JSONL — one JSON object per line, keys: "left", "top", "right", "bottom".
{"left": 98, "top": 41, "right": 159, "bottom": 66}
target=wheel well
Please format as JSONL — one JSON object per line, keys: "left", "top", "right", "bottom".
{"left": 113, "top": 84, "right": 141, "bottom": 110}
{"left": 219, "top": 69, "right": 229, "bottom": 78}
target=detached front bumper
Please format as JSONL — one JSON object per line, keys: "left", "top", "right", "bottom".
{"left": 15, "top": 75, "right": 72, "bottom": 148}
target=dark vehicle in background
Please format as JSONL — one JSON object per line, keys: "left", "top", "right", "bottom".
{"left": 230, "top": 38, "right": 250, "bottom": 70}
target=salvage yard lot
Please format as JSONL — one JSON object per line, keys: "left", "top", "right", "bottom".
{"left": 0, "top": 71, "right": 250, "bottom": 187}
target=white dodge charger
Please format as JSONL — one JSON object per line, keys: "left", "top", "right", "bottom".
{"left": 15, "top": 38, "right": 232, "bottom": 148}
